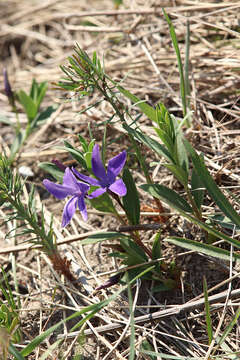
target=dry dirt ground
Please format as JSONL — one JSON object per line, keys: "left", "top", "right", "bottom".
{"left": 0, "top": 0, "right": 240, "bottom": 359}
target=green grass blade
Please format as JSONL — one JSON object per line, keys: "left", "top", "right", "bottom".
{"left": 184, "top": 21, "right": 191, "bottom": 113}
{"left": 39, "top": 339, "right": 63, "bottom": 360}
{"left": 163, "top": 9, "right": 187, "bottom": 120}
{"left": 9, "top": 343, "right": 25, "bottom": 360}
{"left": 127, "top": 273, "right": 135, "bottom": 360}
{"left": 203, "top": 277, "right": 213, "bottom": 344}
{"left": 218, "top": 307, "right": 240, "bottom": 347}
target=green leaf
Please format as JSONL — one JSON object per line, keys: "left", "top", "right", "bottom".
{"left": 164, "top": 163, "right": 188, "bottom": 186}
{"left": 35, "top": 82, "right": 47, "bottom": 110}
{"left": 152, "top": 232, "right": 162, "bottom": 260}
{"left": 122, "top": 168, "right": 140, "bottom": 225}
{"left": 77, "top": 134, "right": 89, "bottom": 152}
{"left": 208, "top": 214, "right": 240, "bottom": 232}
{"left": 17, "top": 90, "right": 37, "bottom": 121}
{"left": 38, "top": 162, "right": 64, "bottom": 182}
{"left": 9, "top": 343, "right": 25, "bottom": 360}
{"left": 191, "top": 168, "right": 205, "bottom": 209}
{"left": 80, "top": 231, "right": 128, "bottom": 245}
{"left": 123, "top": 124, "right": 174, "bottom": 163}
{"left": 140, "top": 340, "right": 157, "bottom": 360}
{"left": 64, "top": 141, "right": 87, "bottom": 170}
{"left": 140, "top": 184, "right": 192, "bottom": 213}
{"left": 184, "top": 139, "right": 240, "bottom": 227}
{"left": 175, "top": 130, "right": 189, "bottom": 172}
{"left": 88, "top": 192, "right": 117, "bottom": 214}
{"left": 32, "top": 105, "right": 57, "bottom": 126}
{"left": 165, "top": 237, "right": 240, "bottom": 263}
{"left": 120, "top": 237, "right": 148, "bottom": 265}
{"left": 84, "top": 151, "right": 92, "bottom": 170}
{"left": 30, "top": 78, "right": 38, "bottom": 101}
{"left": 10, "top": 130, "right": 25, "bottom": 159}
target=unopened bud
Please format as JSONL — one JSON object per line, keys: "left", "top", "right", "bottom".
{"left": 3, "top": 68, "right": 14, "bottom": 104}
{"left": 52, "top": 159, "right": 67, "bottom": 172}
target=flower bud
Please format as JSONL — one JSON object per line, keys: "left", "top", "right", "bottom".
{"left": 3, "top": 68, "right": 14, "bottom": 103}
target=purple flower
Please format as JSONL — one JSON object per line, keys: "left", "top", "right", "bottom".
{"left": 3, "top": 68, "right": 14, "bottom": 105}
{"left": 72, "top": 144, "right": 127, "bottom": 198}
{"left": 43, "top": 168, "right": 90, "bottom": 227}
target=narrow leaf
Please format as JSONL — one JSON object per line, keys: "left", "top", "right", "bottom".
{"left": 122, "top": 168, "right": 140, "bottom": 225}
{"left": 17, "top": 90, "right": 37, "bottom": 121}
{"left": 140, "top": 184, "right": 192, "bottom": 213}
{"left": 163, "top": 9, "right": 187, "bottom": 118}
{"left": 152, "top": 232, "right": 162, "bottom": 260}
{"left": 81, "top": 231, "right": 128, "bottom": 245}
{"left": 165, "top": 237, "right": 240, "bottom": 263}
{"left": 38, "top": 162, "right": 64, "bottom": 182}
{"left": 191, "top": 168, "right": 205, "bottom": 209}
{"left": 88, "top": 192, "right": 117, "bottom": 214}
{"left": 184, "top": 139, "right": 240, "bottom": 227}
{"left": 123, "top": 124, "right": 174, "bottom": 163}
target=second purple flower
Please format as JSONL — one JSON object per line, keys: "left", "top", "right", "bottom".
{"left": 72, "top": 144, "right": 127, "bottom": 198}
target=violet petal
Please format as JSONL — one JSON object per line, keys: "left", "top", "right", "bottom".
{"left": 109, "top": 179, "right": 127, "bottom": 196}
{"left": 43, "top": 179, "right": 70, "bottom": 200}
{"left": 62, "top": 196, "right": 78, "bottom": 227}
{"left": 107, "top": 150, "right": 127, "bottom": 178}
{"left": 62, "top": 168, "right": 80, "bottom": 193}
{"left": 88, "top": 187, "right": 106, "bottom": 199}
{"left": 91, "top": 144, "right": 108, "bottom": 182}
{"left": 78, "top": 197, "right": 87, "bottom": 221}
{"left": 72, "top": 167, "right": 99, "bottom": 186}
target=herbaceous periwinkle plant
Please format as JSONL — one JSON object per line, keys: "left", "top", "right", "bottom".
{"left": 2, "top": 69, "right": 56, "bottom": 164}
{"left": 0, "top": 154, "right": 77, "bottom": 283}
{"left": 41, "top": 35, "right": 240, "bottom": 289}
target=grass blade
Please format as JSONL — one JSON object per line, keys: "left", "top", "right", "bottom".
{"left": 203, "top": 276, "right": 213, "bottom": 344}
{"left": 163, "top": 9, "right": 187, "bottom": 121}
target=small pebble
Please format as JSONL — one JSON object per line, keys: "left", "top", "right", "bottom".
{"left": 19, "top": 165, "right": 34, "bottom": 177}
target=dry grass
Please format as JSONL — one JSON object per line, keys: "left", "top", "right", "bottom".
{"left": 0, "top": 0, "right": 240, "bottom": 359}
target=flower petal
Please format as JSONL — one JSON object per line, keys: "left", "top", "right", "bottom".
{"left": 88, "top": 187, "right": 106, "bottom": 199}
{"left": 107, "top": 150, "right": 126, "bottom": 178}
{"left": 43, "top": 179, "right": 70, "bottom": 199}
{"left": 72, "top": 168, "right": 99, "bottom": 186}
{"left": 62, "top": 168, "right": 79, "bottom": 193}
{"left": 62, "top": 196, "right": 78, "bottom": 227}
{"left": 76, "top": 181, "right": 90, "bottom": 194}
{"left": 92, "top": 144, "right": 108, "bottom": 182}
{"left": 109, "top": 179, "right": 127, "bottom": 196}
{"left": 78, "top": 196, "right": 88, "bottom": 221}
